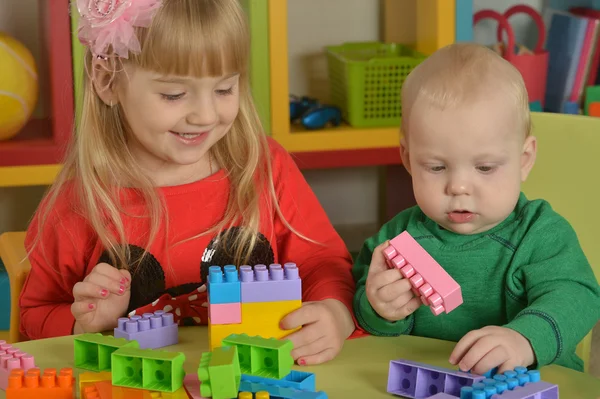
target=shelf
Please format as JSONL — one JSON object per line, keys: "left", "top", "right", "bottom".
{"left": 276, "top": 123, "right": 401, "bottom": 152}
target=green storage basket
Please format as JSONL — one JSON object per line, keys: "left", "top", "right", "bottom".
{"left": 326, "top": 42, "right": 426, "bottom": 128}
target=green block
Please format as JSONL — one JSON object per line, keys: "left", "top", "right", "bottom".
{"left": 222, "top": 334, "right": 293, "bottom": 379}
{"left": 111, "top": 347, "right": 185, "bottom": 393}
{"left": 74, "top": 333, "right": 140, "bottom": 371}
{"left": 585, "top": 86, "right": 600, "bottom": 115}
{"left": 198, "top": 346, "right": 241, "bottom": 399}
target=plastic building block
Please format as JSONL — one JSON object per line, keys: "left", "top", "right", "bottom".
{"left": 240, "top": 263, "right": 301, "bottom": 303}
{"left": 6, "top": 367, "right": 74, "bottom": 399}
{"left": 114, "top": 310, "right": 178, "bottom": 349}
{"left": 584, "top": 85, "right": 600, "bottom": 115}
{"left": 74, "top": 333, "right": 140, "bottom": 371}
{"left": 562, "top": 101, "right": 579, "bottom": 114}
{"left": 239, "top": 380, "right": 327, "bottom": 399}
{"left": 209, "top": 302, "right": 242, "bottom": 325}
{"left": 84, "top": 380, "right": 190, "bottom": 399}
{"left": 208, "top": 300, "right": 301, "bottom": 350}
{"left": 221, "top": 334, "right": 293, "bottom": 380}
{"left": 455, "top": 0, "right": 473, "bottom": 42}
{"left": 82, "top": 380, "right": 113, "bottom": 399}
{"left": 383, "top": 231, "right": 462, "bottom": 315}
{"left": 387, "top": 359, "right": 484, "bottom": 398}
{"left": 209, "top": 265, "right": 241, "bottom": 304}
{"left": 459, "top": 367, "right": 549, "bottom": 398}
{"left": 184, "top": 374, "right": 208, "bottom": 399}
{"left": 239, "top": 392, "right": 270, "bottom": 399}
{"left": 111, "top": 347, "right": 185, "bottom": 392}
{"left": 241, "top": 370, "right": 316, "bottom": 391}
{"left": 426, "top": 394, "right": 458, "bottom": 399}
{"left": 528, "top": 101, "right": 542, "bottom": 112}
{"left": 198, "top": 346, "right": 241, "bottom": 399}
{"left": 589, "top": 102, "right": 600, "bottom": 117}
{"left": 0, "top": 342, "right": 35, "bottom": 390}
{"left": 78, "top": 371, "right": 111, "bottom": 398}
{"left": 459, "top": 380, "right": 556, "bottom": 399}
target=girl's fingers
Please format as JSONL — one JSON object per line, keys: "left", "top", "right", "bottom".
{"left": 73, "top": 281, "right": 111, "bottom": 301}
{"left": 71, "top": 301, "right": 96, "bottom": 319}
{"left": 83, "top": 272, "right": 127, "bottom": 296}
{"left": 88, "top": 263, "right": 130, "bottom": 286}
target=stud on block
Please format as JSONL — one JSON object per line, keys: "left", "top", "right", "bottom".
{"left": 209, "top": 302, "right": 242, "bottom": 325}
{"left": 239, "top": 263, "right": 302, "bottom": 303}
{"left": 7, "top": 367, "right": 74, "bottom": 399}
{"left": 208, "top": 265, "right": 241, "bottom": 304}
{"left": 384, "top": 231, "right": 462, "bottom": 315}
{"left": 114, "top": 310, "right": 178, "bottom": 349}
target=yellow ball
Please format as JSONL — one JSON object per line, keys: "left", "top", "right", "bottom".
{"left": 0, "top": 32, "right": 38, "bottom": 141}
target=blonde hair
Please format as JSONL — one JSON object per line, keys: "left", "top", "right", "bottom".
{"left": 401, "top": 42, "right": 531, "bottom": 138}
{"left": 31, "top": 0, "right": 304, "bottom": 271}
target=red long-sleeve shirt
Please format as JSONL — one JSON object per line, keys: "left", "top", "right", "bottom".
{"left": 20, "top": 138, "right": 356, "bottom": 340}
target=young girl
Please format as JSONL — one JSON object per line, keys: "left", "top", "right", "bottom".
{"left": 19, "top": 0, "right": 356, "bottom": 366}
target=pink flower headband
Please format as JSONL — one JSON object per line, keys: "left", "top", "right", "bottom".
{"left": 75, "top": 0, "right": 163, "bottom": 59}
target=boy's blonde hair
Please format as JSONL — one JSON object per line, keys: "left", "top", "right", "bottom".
{"left": 31, "top": 0, "right": 298, "bottom": 272}
{"left": 401, "top": 43, "right": 531, "bottom": 138}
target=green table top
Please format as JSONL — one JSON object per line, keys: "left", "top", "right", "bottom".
{"left": 2, "top": 326, "right": 599, "bottom": 398}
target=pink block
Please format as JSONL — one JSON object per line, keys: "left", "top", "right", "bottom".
{"left": 0, "top": 341, "right": 36, "bottom": 390}
{"left": 184, "top": 374, "right": 208, "bottom": 399}
{"left": 384, "top": 231, "right": 462, "bottom": 315}
{"left": 208, "top": 302, "right": 241, "bottom": 325}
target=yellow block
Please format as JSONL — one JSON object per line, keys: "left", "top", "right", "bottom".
{"left": 416, "top": 0, "right": 456, "bottom": 55}
{"left": 79, "top": 371, "right": 111, "bottom": 398}
{"left": 209, "top": 300, "right": 302, "bottom": 349}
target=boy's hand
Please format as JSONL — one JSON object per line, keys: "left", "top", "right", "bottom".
{"left": 280, "top": 299, "right": 354, "bottom": 366}
{"left": 71, "top": 263, "right": 132, "bottom": 334}
{"left": 449, "top": 326, "right": 535, "bottom": 375}
{"left": 365, "top": 242, "right": 423, "bottom": 321}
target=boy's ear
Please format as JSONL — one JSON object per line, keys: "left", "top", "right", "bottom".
{"left": 520, "top": 135, "right": 537, "bottom": 181}
{"left": 92, "top": 57, "right": 119, "bottom": 106}
{"left": 400, "top": 137, "right": 412, "bottom": 175}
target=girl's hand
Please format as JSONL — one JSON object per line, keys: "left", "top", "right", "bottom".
{"left": 280, "top": 298, "right": 355, "bottom": 366}
{"left": 71, "top": 263, "right": 132, "bottom": 334}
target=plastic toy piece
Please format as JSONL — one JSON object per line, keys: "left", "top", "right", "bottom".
{"left": 209, "top": 303, "right": 242, "bottom": 325}
{"left": 111, "top": 347, "right": 185, "bottom": 393}
{"left": 239, "top": 380, "right": 327, "bottom": 399}
{"left": 208, "top": 265, "right": 241, "bottom": 304}
{"left": 0, "top": 341, "right": 35, "bottom": 391}
{"left": 387, "top": 359, "right": 484, "bottom": 398}
{"left": 86, "top": 380, "right": 190, "bottom": 399}
{"left": 198, "top": 346, "right": 241, "bottom": 399}
{"left": 239, "top": 263, "right": 301, "bottom": 303}
{"left": 6, "top": 367, "right": 74, "bottom": 399}
{"left": 239, "top": 392, "right": 270, "bottom": 399}
{"left": 425, "top": 394, "right": 458, "bottom": 399}
{"left": 114, "top": 310, "right": 178, "bottom": 349}
{"left": 589, "top": 102, "right": 600, "bottom": 117}
{"left": 383, "top": 231, "right": 462, "bottom": 315}
{"left": 459, "top": 368, "right": 549, "bottom": 399}
{"left": 241, "top": 370, "right": 316, "bottom": 391}
{"left": 584, "top": 85, "right": 600, "bottom": 115}
{"left": 184, "top": 374, "right": 208, "bottom": 399}
{"left": 82, "top": 380, "right": 112, "bottom": 399}
{"left": 78, "top": 371, "right": 112, "bottom": 398}
{"left": 208, "top": 300, "right": 301, "bottom": 350}
{"left": 221, "top": 334, "right": 294, "bottom": 379}
{"left": 459, "top": 381, "right": 556, "bottom": 399}
{"left": 300, "top": 105, "right": 342, "bottom": 130}
{"left": 74, "top": 333, "right": 140, "bottom": 371}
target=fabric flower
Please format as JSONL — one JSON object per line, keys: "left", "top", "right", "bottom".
{"left": 75, "top": 0, "right": 162, "bottom": 58}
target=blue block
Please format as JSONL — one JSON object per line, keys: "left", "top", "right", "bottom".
{"left": 242, "top": 370, "right": 316, "bottom": 391}
{"left": 207, "top": 265, "right": 241, "bottom": 304}
{"left": 0, "top": 263, "right": 10, "bottom": 331}
{"left": 239, "top": 380, "right": 327, "bottom": 399}
{"left": 455, "top": 0, "right": 473, "bottom": 42}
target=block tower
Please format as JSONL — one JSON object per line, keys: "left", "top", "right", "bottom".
{"left": 208, "top": 263, "right": 302, "bottom": 350}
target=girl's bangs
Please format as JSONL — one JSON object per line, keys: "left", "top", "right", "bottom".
{"left": 131, "top": 0, "right": 248, "bottom": 78}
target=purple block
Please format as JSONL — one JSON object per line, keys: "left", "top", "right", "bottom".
{"left": 387, "top": 359, "right": 484, "bottom": 398}
{"left": 490, "top": 382, "right": 558, "bottom": 399}
{"left": 426, "top": 394, "right": 459, "bottom": 399}
{"left": 239, "top": 263, "right": 302, "bottom": 303}
{"left": 114, "top": 310, "right": 178, "bottom": 349}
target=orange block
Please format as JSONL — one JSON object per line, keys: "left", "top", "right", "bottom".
{"left": 82, "top": 380, "right": 113, "bottom": 399}
{"left": 589, "top": 102, "right": 600, "bottom": 117}
{"left": 7, "top": 368, "right": 74, "bottom": 399}
{"left": 79, "top": 371, "right": 112, "bottom": 398}
{"left": 85, "top": 380, "right": 190, "bottom": 399}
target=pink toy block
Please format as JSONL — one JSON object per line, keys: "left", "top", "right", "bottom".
{"left": 184, "top": 374, "right": 208, "bottom": 399}
{"left": 0, "top": 341, "right": 35, "bottom": 391}
{"left": 383, "top": 231, "right": 462, "bottom": 315}
{"left": 114, "top": 310, "right": 178, "bottom": 349}
{"left": 239, "top": 263, "right": 302, "bottom": 303}
{"left": 208, "top": 302, "right": 242, "bottom": 325}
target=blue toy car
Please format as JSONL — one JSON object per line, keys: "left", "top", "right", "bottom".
{"left": 289, "top": 95, "right": 319, "bottom": 121}
{"left": 301, "top": 105, "right": 342, "bottom": 130}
